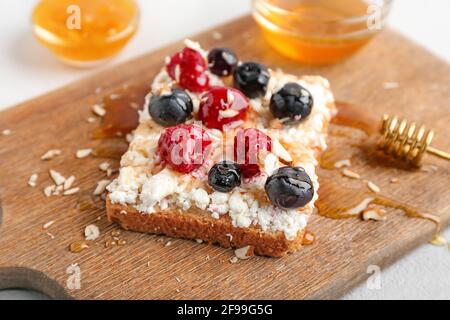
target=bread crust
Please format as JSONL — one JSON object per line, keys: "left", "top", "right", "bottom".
{"left": 106, "top": 197, "right": 305, "bottom": 257}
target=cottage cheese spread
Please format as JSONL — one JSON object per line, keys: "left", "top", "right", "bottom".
{"left": 108, "top": 41, "right": 336, "bottom": 240}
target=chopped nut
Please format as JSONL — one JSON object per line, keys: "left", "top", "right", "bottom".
{"left": 129, "top": 102, "right": 140, "bottom": 110}
{"left": 175, "top": 277, "right": 181, "bottom": 283}
{"left": 383, "top": 82, "right": 399, "bottom": 89}
{"left": 342, "top": 169, "right": 360, "bottom": 179}
{"left": 69, "top": 241, "right": 89, "bottom": 253}
{"left": 390, "top": 177, "right": 400, "bottom": 184}
{"left": 165, "top": 241, "right": 172, "bottom": 247}
{"left": 229, "top": 256, "right": 239, "bottom": 264}
{"left": 234, "top": 246, "right": 253, "bottom": 260}
{"left": 93, "top": 179, "right": 110, "bottom": 196}
{"left": 41, "top": 149, "right": 62, "bottom": 160}
{"left": 367, "top": 181, "right": 381, "bottom": 193}
{"left": 92, "top": 104, "right": 106, "bottom": 117}
{"left": 120, "top": 210, "right": 127, "bottom": 215}
{"left": 429, "top": 234, "right": 447, "bottom": 247}
{"left": 76, "top": 148, "right": 93, "bottom": 159}
{"left": 43, "top": 220, "right": 55, "bottom": 229}
{"left": 212, "top": 31, "right": 223, "bottom": 40}
{"left": 44, "top": 185, "right": 56, "bottom": 197}
{"left": 196, "top": 239, "right": 203, "bottom": 244}
{"left": 2, "top": 129, "right": 11, "bottom": 136}
{"left": 85, "top": 224, "right": 100, "bottom": 241}
{"left": 98, "top": 162, "right": 110, "bottom": 172}
{"left": 117, "top": 239, "right": 127, "bottom": 246}
{"left": 362, "top": 208, "right": 387, "bottom": 221}
{"left": 87, "top": 117, "right": 96, "bottom": 123}
{"left": 49, "top": 170, "right": 65, "bottom": 186}
{"left": 421, "top": 165, "right": 438, "bottom": 173}
{"left": 334, "top": 159, "right": 351, "bottom": 169}
{"left": 63, "top": 176, "right": 75, "bottom": 190}
{"left": 63, "top": 188, "right": 80, "bottom": 196}
{"left": 46, "top": 232, "right": 55, "bottom": 240}
{"left": 28, "top": 173, "right": 38, "bottom": 187}
{"left": 272, "top": 140, "right": 293, "bottom": 162}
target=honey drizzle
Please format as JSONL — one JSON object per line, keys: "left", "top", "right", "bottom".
{"left": 316, "top": 101, "right": 441, "bottom": 230}
{"left": 316, "top": 180, "right": 440, "bottom": 230}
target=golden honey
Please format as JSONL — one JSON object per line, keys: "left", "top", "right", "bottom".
{"left": 253, "top": 0, "right": 392, "bottom": 65}
{"left": 32, "top": 0, "right": 139, "bottom": 66}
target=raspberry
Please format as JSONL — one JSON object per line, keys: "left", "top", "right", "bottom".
{"left": 166, "top": 48, "right": 209, "bottom": 93}
{"left": 233, "top": 128, "right": 272, "bottom": 178}
{"left": 158, "top": 124, "right": 212, "bottom": 173}
{"left": 198, "top": 86, "right": 249, "bottom": 130}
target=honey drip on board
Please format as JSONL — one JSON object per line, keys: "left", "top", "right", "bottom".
{"left": 92, "top": 84, "right": 148, "bottom": 159}
{"left": 316, "top": 180, "right": 441, "bottom": 229}
{"left": 93, "top": 84, "right": 147, "bottom": 139}
{"left": 316, "top": 101, "right": 441, "bottom": 230}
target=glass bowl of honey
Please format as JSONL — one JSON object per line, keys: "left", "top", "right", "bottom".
{"left": 32, "top": 0, "right": 139, "bottom": 67}
{"left": 253, "top": 0, "right": 393, "bottom": 65}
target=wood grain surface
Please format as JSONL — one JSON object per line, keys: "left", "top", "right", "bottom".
{"left": 0, "top": 16, "right": 449, "bottom": 300}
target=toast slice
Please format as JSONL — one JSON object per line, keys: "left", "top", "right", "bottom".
{"left": 106, "top": 40, "right": 336, "bottom": 257}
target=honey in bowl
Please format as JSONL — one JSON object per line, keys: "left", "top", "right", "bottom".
{"left": 253, "top": 0, "right": 393, "bottom": 65}
{"left": 32, "top": 0, "right": 139, "bottom": 67}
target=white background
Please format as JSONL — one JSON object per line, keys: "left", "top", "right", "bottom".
{"left": 0, "top": 0, "right": 449, "bottom": 300}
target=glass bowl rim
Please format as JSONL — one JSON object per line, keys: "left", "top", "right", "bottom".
{"left": 253, "top": 0, "right": 394, "bottom": 24}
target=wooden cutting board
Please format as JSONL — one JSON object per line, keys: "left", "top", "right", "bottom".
{"left": 0, "top": 16, "right": 449, "bottom": 300}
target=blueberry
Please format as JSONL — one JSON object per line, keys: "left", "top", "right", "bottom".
{"left": 265, "top": 166, "right": 314, "bottom": 209}
{"left": 269, "top": 83, "right": 313, "bottom": 122}
{"left": 149, "top": 89, "right": 193, "bottom": 127}
{"left": 233, "top": 62, "right": 270, "bottom": 99}
{"left": 208, "top": 161, "right": 241, "bottom": 193}
{"left": 208, "top": 48, "right": 238, "bottom": 77}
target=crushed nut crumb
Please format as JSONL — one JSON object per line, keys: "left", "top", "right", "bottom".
{"left": 41, "top": 149, "right": 62, "bottom": 161}
{"left": 63, "top": 187, "right": 80, "bottom": 196}
{"left": 92, "top": 104, "right": 106, "bottom": 117}
{"left": 342, "top": 169, "right": 360, "bottom": 179}
{"left": 229, "top": 256, "right": 239, "bottom": 264}
{"left": 98, "top": 162, "right": 110, "bottom": 172}
{"left": 367, "top": 181, "right": 381, "bottom": 193}
{"left": 196, "top": 239, "right": 203, "bottom": 244}
{"left": 234, "top": 246, "right": 253, "bottom": 260}
{"left": 85, "top": 224, "right": 100, "bottom": 241}
{"left": 46, "top": 232, "right": 55, "bottom": 240}
{"left": 76, "top": 148, "right": 93, "bottom": 159}
{"left": 334, "top": 159, "right": 351, "bottom": 169}
{"left": 117, "top": 239, "right": 127, "bottom": 246}
{"left": 87, "top": 117, "right": 97, "bottom": 123}
{"left": 212, "top": 31, "right": 223, "bottom": 40}
{"left": 28, "top": 173, "right": 38, "bottom": 187}
{"left": 49, "top": 170, "right": 65, "bottom": 186}
{"left": 44, "top": 185, "right": 56, "bottom": 197}
{"left": 2, "top": 129, "right": 11, "bottom": 136}
{"left": 390, "top": 177, "right": 399, "bottom": 184}
{"left": 43, "top": 220, "right": 55, "bottom": 229}
{"left": 165, "top": 241, "right": 172, "bottom": 247}
{"left": 383, "top": 82, "right": 399, "bottom": 89}
{"left": 63, "top": 176, "right": 75, "bottom": 190}
{"left": 93, "top": 179, "right": 111, "bottom": 196}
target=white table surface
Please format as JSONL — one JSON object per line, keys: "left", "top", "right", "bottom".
{"left": 0, "top": 0, "right": 449, "bottom": 300}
